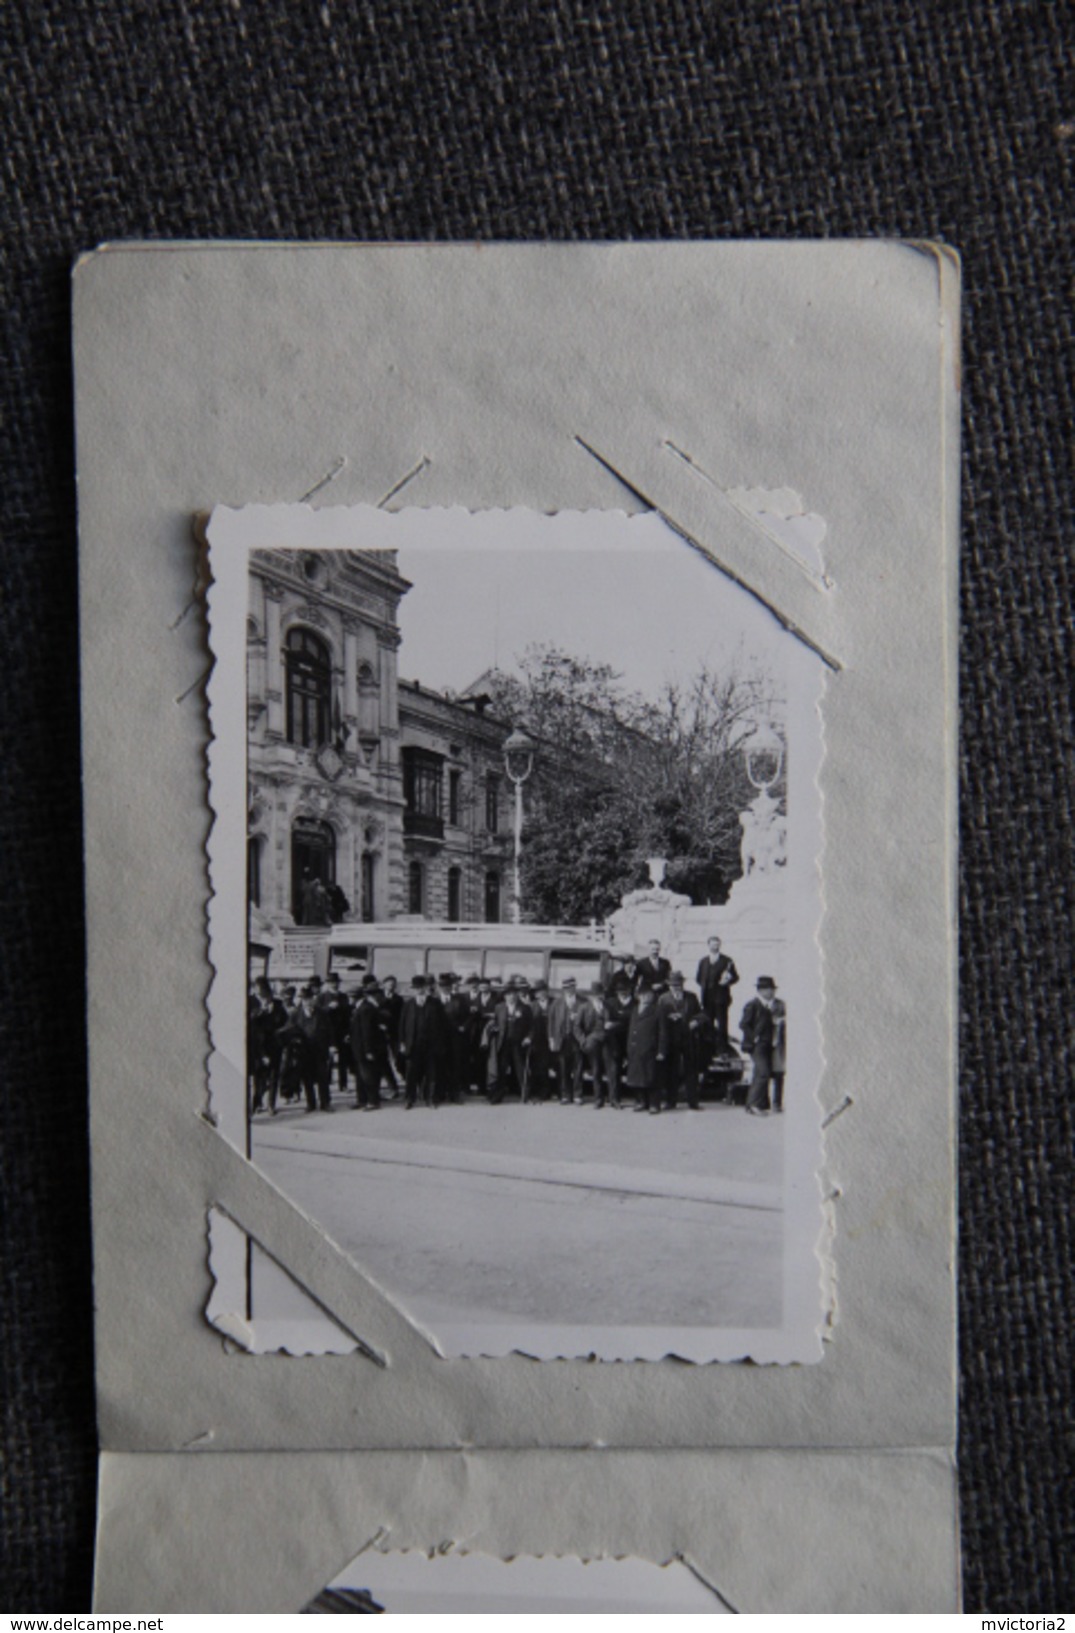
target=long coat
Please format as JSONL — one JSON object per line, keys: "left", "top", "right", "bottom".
{"left": 625, "top": 1002, "right": 661, "bottom": 1088}
{"left": 740, "top": 997, "right": 779, "bottom": 1063}
{"left": 657, "top": 988, "right": 704, "bottom": 1064}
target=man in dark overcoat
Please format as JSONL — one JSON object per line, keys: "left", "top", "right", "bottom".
{"left": 626, "top": 982, "right": 663, "bottom": 1113}
{"left": 601, "top": 983, "right": 634, "bottom": 1109}
{"left": 283, "top": 983, "right": 334, "bottom": 1112}
{"left": 739, "top": 976, "right": 782, "bottom": 1115}
{"left": 695, "top": 935, "right": 740, "bottom": 1049}
{"left": 657, "top": 970, "right": 705, "bottom": 1109}
{"left": 524, "top": 980, "right": 556, "bottom": 1103}
{"left": 377, "top": 973, "right": 404, "bottom": 1095}
{"left": 349, "top": 976, "right": 386, "bottom": 1110}
{"left": 399, "top": 975, "right": 448, "bottom": 1108}
{"left": 318, "top": 971, "right": 352, "bottom": 1095}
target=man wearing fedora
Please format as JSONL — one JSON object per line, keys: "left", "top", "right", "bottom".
{"left": 739, "top": 976, "right": 785, "bottom": 1116}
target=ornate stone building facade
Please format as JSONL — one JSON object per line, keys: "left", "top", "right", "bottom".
{"left": 246, "top": 547, "right": 513, "bottom": 946}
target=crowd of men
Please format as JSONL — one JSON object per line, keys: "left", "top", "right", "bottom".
{"left": 248, "top": 935, "right": 787, "bottom": 1121}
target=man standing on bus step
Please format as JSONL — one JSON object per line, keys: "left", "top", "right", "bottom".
{"left": 349, "top": 976, "right": 385, "bottom": 1111}
{"left": 657, "top": 971, "right": 704, "bottom": 1109}
{"left": 318, "top": 971, "right": 353, "bottom": 1096}
{"left": 549, "top": 975, "right": 588, "bottom": 1105}
{"left": 609, "top": 950, "right": 642, "bottom": 999}
{"left": 399, "top": 976, "right": 446, "bottom": 1109}
{"left": 695, "top": 934, "right": 739, "bottom": 1050}
{"left": 636, "top": 938, "right": 672, "bottom": 994}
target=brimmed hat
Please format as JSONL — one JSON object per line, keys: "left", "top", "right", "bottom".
{"left": 669, "top": 970, "right": 686, "bottom": 985}
{"left": 362, "top": 974, "right": 380, "bottom": 989}
{"left": 561, "top": 975, "right": 577, "bottom": 988}
{"left": 588, "top": 981, "right": 605, "bottom": 995}
{"left": 531, "top": 979, "right": 548, "bottom": 995}
{"left": 308, "top": 974, "right": 322, "bottom": 988}
{"left": 411, "top": 975, "right": 428, "bottom": 990}
{"left": 437, "top": 972, "right": 454, "bottom": 988}
{"left": 756, "top": 975, "right": 777, "bottom": 990}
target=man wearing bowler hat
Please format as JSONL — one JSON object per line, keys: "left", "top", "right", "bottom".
{"left": 739, "top": 976, "right": 783, "bottom": 1116}
{"left": 399, "top": 975, "right": 446, "bottom": 1109}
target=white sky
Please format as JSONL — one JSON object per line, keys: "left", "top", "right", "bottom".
{"left": 395, "top": 523, "right": 788, "bottom": 704}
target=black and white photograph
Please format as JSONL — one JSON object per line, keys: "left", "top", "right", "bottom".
{"left": 207, "top": 502, "right": 825, "bottom": 1361}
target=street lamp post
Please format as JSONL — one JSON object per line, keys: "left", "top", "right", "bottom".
{"left": 502, "top": 727, "right": 535, "bottom": 925}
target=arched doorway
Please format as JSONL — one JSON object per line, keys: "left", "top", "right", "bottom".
{"left": 292, "top": 817, "right": 336, "bottom": 923}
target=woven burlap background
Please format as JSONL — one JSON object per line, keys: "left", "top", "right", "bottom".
{"left": 1, "top": 0, "right": 1070, "bottom": 1611}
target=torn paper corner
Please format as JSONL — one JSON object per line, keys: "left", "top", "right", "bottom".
{"left": 205, "top": 1206, "right": 362, "bottom": 1356}
{"left": 725, "top": 485, "right": 832, "bottom": 586}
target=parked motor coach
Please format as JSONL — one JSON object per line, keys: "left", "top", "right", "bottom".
{"left": 318, "top": 921, "right": 614, "bottom": 994}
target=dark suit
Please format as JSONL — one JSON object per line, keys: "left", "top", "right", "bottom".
{"left": 657, "top": 988, "right": 703, "bottom": 1108}
{"left": 318, "top": 986, "right": 352, "bottom": 1090}
{"left": 740, "top": 996, "right": 781, "bottom": 1112}
{"left": 625, "top": 1001, "right": 662, "bottom": 1109}
{"left": 526, "top": 1000, "right": 556, "bottom": 1102}
{"left": 549, "top": 993, "right": 592, "bottom": 1103}
{"left": 635, "top": 954, "right": 671, "bottom": 992}
{"left": 349, "top": 998, "right": 386, "bottom": 1108}
{"left": 491, "top": 998, "right": 532, "bottom": 1102}
{"left": 399, "top": 996, "right": 448, "bottom": 1107}
{"left": 696, "top": 952, "right": 739, "bottom": 1046}
{"left": 282, "top": 1000, "right": 333, "bottom": 1110}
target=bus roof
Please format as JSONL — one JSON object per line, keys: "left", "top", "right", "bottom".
{"left": 326, "top": 921, "right": 610, "bottom": 947}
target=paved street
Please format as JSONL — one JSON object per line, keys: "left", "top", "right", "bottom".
{"left": 252, "top": 1090, "right": 784, "bottom": 1342}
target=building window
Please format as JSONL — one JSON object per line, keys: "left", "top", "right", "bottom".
{"left": 484, "top": 870, "right": 501, "bottom": 923}
{"left": 402, "top": 747, "right": 445, "bottom": 839}
{"left": 448, "top": 768, "right": 462, "bottom": 826}
{"left": 447, "top": 866, "right": 462, "bottom": 921}
{"left": 408, "top": 860, "right": 424, "bottom": 916}
{"left": 361, "top": 852, "right": 376, "bottom": 923}
{"left": 286, "top": 628, "right": 332, "bottom": 748}
{"left": 248, "top": 836, "right": 261, "bottom": 909}
{"left": 485, "top": 774, "right": 501, "bottom": 833}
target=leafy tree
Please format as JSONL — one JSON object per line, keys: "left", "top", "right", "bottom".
{"left": 484, "top": 645, "right": 784, "bottom": 925}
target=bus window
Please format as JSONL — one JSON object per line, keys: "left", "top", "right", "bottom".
{"left": 328, "top": 943, "right": 370, "bottom": 984}
{"left": 548, "top": 952, "right": 605, "bottom": 991}
{"left": 372, "top": 945, "right": 426, "bottom": 983}
{"left": 483, "top": 948, "right": 545, "bottom": 986}
{"left": 428, "top": 946, "right": 483, "bottom": 981}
